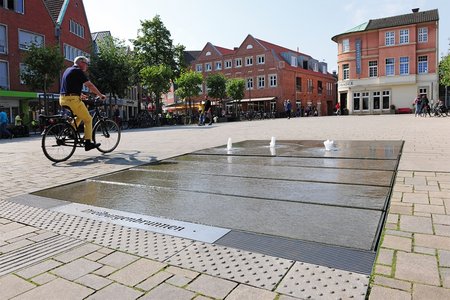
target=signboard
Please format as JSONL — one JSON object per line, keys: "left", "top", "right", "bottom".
{"left": 355, "top": 39, "right": 362, "bottom": 75}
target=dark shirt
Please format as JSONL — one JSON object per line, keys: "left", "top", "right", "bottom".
{"left": 60, "top": 66, "right": 89, "bottom": 95}
{"left": 204, "top": 99, "right": 212, "bottom": 111}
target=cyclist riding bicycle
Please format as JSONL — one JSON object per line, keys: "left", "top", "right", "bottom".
{"left": 60, "top": 56, "right": 106, "bottom": 151}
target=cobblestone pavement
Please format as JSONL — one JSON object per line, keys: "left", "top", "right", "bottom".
{"left": 1, "top": 114, "right": 450, "bottom": 299}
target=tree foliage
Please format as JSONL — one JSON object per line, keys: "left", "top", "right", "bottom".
{"left": 89, "top": 36, "right": 133, "bottom": 99}
{"left": 206, "top": 73, "right": 227, "bottom": 101}
{"left": 226, "top": 78, "right": 245, "bottom": 101}
{"left": 175, "top": 70, "right": 203, "bottom": 113}
{"left": 140, "top": 64, "right": 172, "bottom": 114}
{"left": 21, "top": 44, "right": 65, "bottom": 94}
{"left": 439, "top": 54, "right": 450, "bottom": 87}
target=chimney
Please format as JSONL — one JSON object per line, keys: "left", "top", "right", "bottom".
{"left": 412, "top": 8, "right": 419, "bottom": 13}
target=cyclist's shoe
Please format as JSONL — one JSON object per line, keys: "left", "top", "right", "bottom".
{"left": 85, "top": 140, "right": 100, "bottom": 151}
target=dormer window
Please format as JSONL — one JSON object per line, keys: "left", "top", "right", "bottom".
{"left": 206, "top": 51, "right": 211, "bottom": 56}
{"left": 246, "top": 44, "right": 253, "bottom": 49}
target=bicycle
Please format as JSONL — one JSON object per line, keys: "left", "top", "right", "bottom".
{"left": 41, "top": 97, "right": 121, "bottom": 162}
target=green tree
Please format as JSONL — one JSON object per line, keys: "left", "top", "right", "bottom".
{"left": 21, "top": 44, "right": 65, "bottom": 114}
{"left": 89, "top": 36, "right": 133, "bottom": 102}
{"left": 440, "top": 54, "right": 450, "bottom": 103}
{"left": 133, "top": 15, "right": 184, "bottom": 112}
{"left": 175, "top": 70, "right": 203, "bottom": 115}
{"left": 140, "top": 64, "right": 172, "bottom": 118}
{"left": 206, "top": 73, "right": 227, "bottom": 110}
{"left": 226, "top": 78, "right": 245, "bottom": 118}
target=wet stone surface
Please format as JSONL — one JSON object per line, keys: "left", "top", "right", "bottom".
{"left": 34, "top": 140, "right": 402, "bottom": 253}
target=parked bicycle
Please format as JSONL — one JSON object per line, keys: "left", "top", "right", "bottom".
{"left": 41, "top": 97, "right": 121, "bottom": 162}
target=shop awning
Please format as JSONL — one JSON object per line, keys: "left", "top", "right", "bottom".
{"left": 228, "top": 97, "right": 276, "bottom": 103}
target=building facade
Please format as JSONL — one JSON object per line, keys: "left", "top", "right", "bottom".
{"left": 332, "top": 8, "right": 439, "bottom": 115}
{"left": 0, "top": 0, "right": 92, "bottom": 123}
{"left": 191, "top": 35, "right": 337, "bottom": 116}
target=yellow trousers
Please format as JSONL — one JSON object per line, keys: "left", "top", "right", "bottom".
{"left": 59, "top": 95, "right": 93, "bottom": 140}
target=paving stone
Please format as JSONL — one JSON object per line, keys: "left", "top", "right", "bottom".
{"left": 373, "top": 275, "right": 411, "bottom": 292}
{"left": 386, "top": 213, "right": 398, "bottom": 224}
{"left": 6, "top": 232, "right": 37, "bottom": 243}
{"left": 430, "top": 191, "right": 450, "bottom": 199}
{"left": 15, "top": 259, "right": 62, "bottom": 279}
{"left": 415, "top": 204, "right": 445, "bottom": 214}
{"left": 51, "top": 258, "right": 103, "bottom": 281}
{"left": 414, "top": 212, "right": 431, "bottom": 217}
{"left": 381, "top": 235, "right": 412, "bottom": 252}
{"left": 225, "top": 284, "right": 277, "bottom": 300}
{"left": 441, "top": 268, "right": 450, "bottom": 288}
{"left": 187, "top": 274, "right": 238, "bottom": 299}
{"left": 435, "top": 224, "right": 450, "bottom": 237}
{"left": 165, "top": 274, "right": 193, "bottom": 287}
{"left": 402, "top": 193, "right": 429, "bottom": 204}
{"left": 97, "top": 251, "right": 139, "bottom": 269}
{"left": 377, "top": 248, "right": 394, "bottom": 265}
{"left": 414, "top": 246, "right": 436, "bottom": 255}
{"left": 0, "top": 274, "right": 36, "bottom": 299}
{"left": 375, "top": 265, "right": 391, "bottom": 276}
{"left": 278, "top": 295, "right": 301, "bottom": 300}
{"left": 389, "top": 204, "right": 413, "bottom": 215}
{"left": 430, "top": 198, "right": 444, "bottom": 206}
{"left": 135, "top": 271, "right": 173, "bottom": 291}
{"left": 53, "top": 243, "right": 101, "bottom": 263}
{"left": 140, "top": 283, "right": 196, "bottom": 300}
{"left": 84, "top": 251, "right": 107, "bottom": 262}
{"left": 31, "top": 272, "right": 57, "bottom": 285}
{"left": 385, "top": 230, "right": 412, "bottom": 238}
{"left": 439, "top": 250, "right": 450, "bottom": 267}
{"left": 92, "top": 265, "right": 116, "bottom": 277}
{"left": 395, "top": 252, "right": 440, "bottom": 285}
{"left": 0, "top": 226, "right": 37, "bottom": 241}
{"left": 75, "top": 274, "right": 112, "bottom": 290}
{"left": 0, "top": 238, "right": 34, "bottom": 253}
{"left": 415, "top": 234, "right": 450, "bottom": 251}
{"left": 28, "top": 231, "right": 58, "bottom": 242}
{"left": 108, "top": 258, "right": 166, "bottom": 286}
{"left": 405, "top": 177, "right": 427, "bottom": 186}
{"left": 412, "top": 283, "right": 450, "bottom": 300}
{"left": 393, "top": 185, "right": 413, "bottom": 193}
{"left": 433, "top": 214, "right": 450, "bottom": 226}
{"left": 400, "top": 215, "right": 433, "bottom": 234}
{"left": 0, "top": 222, "right": 25, "bottom": 233}
{"left": 165, "top": 265, "right": 199, "bottom": 279}
{"left": 12, "top": 278, "right": 93, "bottom": 300}
{"left": 369, "top": 285, "right": 411, "bottom": 300}
{"left": 85, "top": 282, "right": 143, "bottom": 300}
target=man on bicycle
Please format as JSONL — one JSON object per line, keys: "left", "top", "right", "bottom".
{"left": 60, "top": 56, "right": 106, "bottom": 151}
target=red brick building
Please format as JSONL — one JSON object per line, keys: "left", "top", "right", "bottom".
{"left": 191, "top": 35, "right": 337, "bottom": 116}
{"left": 0, "top": 0, "right": 92, "bottom": 120}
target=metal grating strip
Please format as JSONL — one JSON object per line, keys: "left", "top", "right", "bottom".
{"left": 0, "top": 235, "right": 84, "bottom": 276}
{"left": 216, "top": 231, "right": 376, "bottom": 275}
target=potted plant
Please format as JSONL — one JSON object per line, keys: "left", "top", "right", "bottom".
{"left": 389, "top": 104, "right": 396, "bottom": 114}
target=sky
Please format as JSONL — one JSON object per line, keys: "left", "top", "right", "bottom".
{"left": 84, "top": 0, "right": 450, "bottom": 72}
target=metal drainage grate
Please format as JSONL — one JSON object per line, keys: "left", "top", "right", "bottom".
{"left": 0, "top": 235, "right": 84, "bottom": 276}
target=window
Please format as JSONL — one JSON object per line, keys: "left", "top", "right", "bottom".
{"left": 0, "top": 24, "right": 6, "bottom": 54}
{"left": 69, "top": 20, "right": 85, "bottom": 38}
{"left": 362, "top": 92, "right": 369, "bottom": 110}
{"left": 399, "top": 29, "right": 409, "bottom": 44}
{"left": 235, "top": 58, "right": 242, "bottom": 68}
{"left": 19, "top": 63, "right": 28, "bottom": 84}
{"left": 399, "top": 57, "right": 409, "bottom": 75}
{"left": 196, "top": 64, "right": 202, "bottom": 72}
{"left": 18, "top": 30, "right": 44, "bottom": 50}
{"left": 205, "top": 63, "right": 212, "bottom": 71}
{"left": 385, "top": 31, "right": 395, "bottom": 46}
{"left": 2, "top": 0, "right": 24, "bottom": 13}
{"left": 246, "top": 77, "right": 253, "bottom": 89}
{"left": 63, "top": 44, "right": 88, "bottom": 62}
{"left": 290, "top": 56, "right": 297, "bottom": 67}
{"left": 215, "top": 61, "right": 222, "bottom": 70}
{"left": 373, "top": 91, "right": 381, "bottom": 110}
{"left": 342, "top": 64, "right": 349, "bottom": 80}
{"left": 224, "top": 60, "right": 232, "bottom": 69}
{"left": 418, "top": 56, "right": 428, "bottom": 74}
{"left": 269, "top": 74, "right": 277, "bottom": 87}
{"left": 369, "top": 61, "right": 378, "bottom": 77}
{"left": 418, "top": 27, "right": 428, "bottom": 43}
{"left": 353, "top": 92, "right": 360, "bottom": 111}
{"left": 198, "top": 84, "right": 203, "bottom": 94}
{"left": 307, "top": 79, "right": 313, "bottom": 93}
{"left": 296, "top": 77, "right": 302, "bottom": 91}
{"left": 0, "top": 61, "right": 7, "bottom": 89}
{"left": 257, "top": 76, "right": 265, "bottom": 89}
{"left": 327, "top": 82, "right": 332, "bottom": 96}
{"left": 382, "top": 91, "right": 390, "bottom": 109}
{"left": 342, "top": 39, "right": 350, "bottom": 53}
{"left": 385, "top": 58, "right": 395, "bottom": 76}
{"left": 317, "top": 81, "right": 323, "bottom": 95}
{"left": 245, "top": 56, "right": 253, "bottom": 66}
{"left": 257, "top": 55, "right": 265, "bottom": 65}
{"left": 313, "top": 62, "right": 319, "bottom": 72}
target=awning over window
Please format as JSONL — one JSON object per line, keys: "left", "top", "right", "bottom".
{"left": 228, "top": 97, "right": 276, "bottom": 103}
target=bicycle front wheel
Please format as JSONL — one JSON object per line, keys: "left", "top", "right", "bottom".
{"left": 41, "top": 123, "right": 77, "bottom": 162}
{"left": 93, "top": 119, "right": 121, "bottom": 153}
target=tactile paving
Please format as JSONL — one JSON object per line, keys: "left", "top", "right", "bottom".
{"left": 275, "top": 261, "right": 369, "bottom": 299}
{"left": 166, "top": 241, "right": 294, "bottom": 289}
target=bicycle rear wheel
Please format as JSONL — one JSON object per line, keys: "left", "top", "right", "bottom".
{"left": 41, "top": 123, "right": 77, "bottom": 162}
{"left": 93, "top": 119, "right": 121, "bottom": 153}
